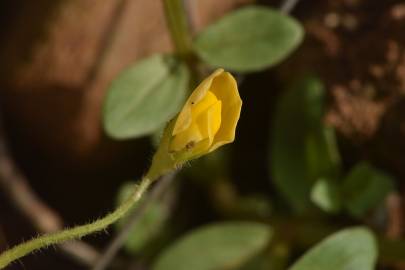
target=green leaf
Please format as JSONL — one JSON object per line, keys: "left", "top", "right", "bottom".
{"left": 116, "top": 182, "right": 168, "bottom": 254}
{"left": 152, "top": 222, "right": 272, "bottom": 270}
{"left": 342, "top": 162, "right": 394, "bottom": 218}
{"left": 270, "top": 76, "right": 341, "bottom": 212}
{"left": 194, "top": 6, "right": 304, "bottom": 72}
{"left": 311, "top": 178, "right": 341, "bottom": 213}
{"left": 289, "top": 227, "right": 377, "bottom": 270}
{"left": 103, "top": 54, "right": 189, "bottom": 139}
{"left": 239, "top": 254, "right": 272, "bottom": 270}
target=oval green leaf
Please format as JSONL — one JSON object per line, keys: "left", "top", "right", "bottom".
{"left": 342, "top": 162, "right": 394, "bottom": 218}
{"left": 153, "top": 222, "right": 272, "bottom": 270}
{"left": 103, "top": 54, "right": 189, "bottom": 139}
{"left": 194, "top": 6, "right": 304, "bottom": 72}
{"left": 289, "top": 227, "right": 377, "bottom": 270}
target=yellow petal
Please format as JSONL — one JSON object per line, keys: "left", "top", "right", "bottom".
{"left": 192, "top": 91, "right": 218, "bottom": 118}
{"left": 169, "top": 92, "right": 221, "bottom": 152}
{"left": 169, "top": 123, "right": 202, "bottom": 152}
{"left": 208, "top": 72, "right": 242, "bottom": 152}
{"left": 195, "top": 100, "right": 222, "bottom": 145}
{"left": 172, "top": 69, "right": 224, "bottom": 135}
{"left": 166, "top": 68, "right": 241, "bottom": 162}
{"left": 184, "top": 100, "right": 222, "bottom": 157}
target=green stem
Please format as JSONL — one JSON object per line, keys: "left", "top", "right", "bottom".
{"left": 163, "top": 0, "right": 201, "bottom": 88}
{"left": 0, "top": 176, "right": 153, "bottom": 269}
{"left": 163, "top": 0, "right": 193, "bottom": 61}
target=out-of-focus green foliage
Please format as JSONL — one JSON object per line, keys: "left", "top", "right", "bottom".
{"left": 270, "top": 76, "right": 394, "bottom": 217}
{"left": 342, "top": 162, "right": 394, "bottom": 218}
{"left": 310, "top": 178, "right": 341, "bottom": 213}
{"left": 194, "top": 6, "right": 303, "bottom": 72}
{"left": 235, "top": 195, "right": 273, "bottom": 218}
{"left": 103, "top": 54, "right": 189, "bottom": 139}
{"left": 239, "top": 254, "right": 273, "bottom": 270}
{"left": 270, "top": 77, "right": 340, "bottom": 212}
{"left": 152, "top": 222, "right": 272, "bottom": 270}
{"left": 116, "top": 182, "right": 169, "bottom": 254}
{"left": 289, "top": 227, "right": 377, "bottom": 270}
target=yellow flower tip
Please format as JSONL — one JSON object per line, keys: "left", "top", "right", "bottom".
{"left": 169, "top": 68, "right": 242, "bottom": 160}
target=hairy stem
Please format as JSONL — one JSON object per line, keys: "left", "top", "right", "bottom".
{"left": 0, "top": 176, "right": 152, "bottom": 269}
{"left": 92, "top": 172, "right": 176, "bottom": 270}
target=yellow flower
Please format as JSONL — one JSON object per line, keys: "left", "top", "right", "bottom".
{"left": 169, "top": 68, "right": 242, "bottom": 160}
{"left": 147, "top": 69, "right": 242, "bottom": 179}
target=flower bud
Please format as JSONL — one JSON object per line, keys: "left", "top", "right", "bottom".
{"left": 148, "top": 69, "right": 242, "bottom": 179}
{"left": 170, "top": 68, "right": 242, "bottom": 161}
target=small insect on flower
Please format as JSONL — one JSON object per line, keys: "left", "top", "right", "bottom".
{"left": 169, "top": 68, "right": 242, "bottom": 161}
